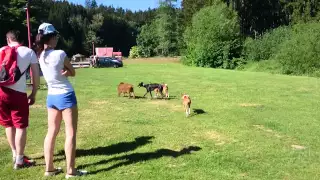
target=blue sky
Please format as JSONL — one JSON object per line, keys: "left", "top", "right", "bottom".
{"left": 67, "top": 0, "right": 181, "bottom": 11}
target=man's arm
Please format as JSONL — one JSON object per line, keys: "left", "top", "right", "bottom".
{"left": 29, "top": 63, "right": 40, "bottom": 98}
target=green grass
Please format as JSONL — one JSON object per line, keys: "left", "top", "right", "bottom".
{"left": 1, "top": 60, "right": 320, "bottom": 180}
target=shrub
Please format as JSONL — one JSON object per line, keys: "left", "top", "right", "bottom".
{"left": 243, "top": 26, "right": 292, "bottom": 61}
{"left": 275, "top": 23, "right": 320, "bottom": 76}
{"left": 129, "top": 46, "right": 142, "bottom": 59}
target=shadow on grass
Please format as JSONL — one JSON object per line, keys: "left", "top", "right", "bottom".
{"left": 78, "top": 146, "right": 201, "bottom": 174}
{"left": 158, "top": 96, "right": 177, "bottom": 100}
{"left": 193, "top": 109, "right": 206, "bottom": 115}
{"left": 132, "top": 96, "right": 146, "bottom": 99}
{"left": 33, "top": 136, "right": 154, "bottom": 162}
{"left": 132, "top": 95, "right": 177, "bottom": 100}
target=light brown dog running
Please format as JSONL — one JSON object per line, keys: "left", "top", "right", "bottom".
{"left": 163, "top": 84, "right": 169, "bottom": 98}
{"left": 182, "top": 93, "right": 191, "bottom": 117}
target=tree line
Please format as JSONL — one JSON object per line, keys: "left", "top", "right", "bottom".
{"left": 1, "top": 0, "right": 320, "bottom": 76}
{"left": 0, "top": 0, "right": 156, "bottom": 56}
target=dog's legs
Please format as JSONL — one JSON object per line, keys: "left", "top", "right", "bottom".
{"left": 143, "top": 91, "right": 149, "bottom": 97}
{"left": 160, "top": 91, "right": 164, "bottom": 99}
{"left": 188, "top": 106, "right": 191, "bottom": 116}
{"left": 149, "top": 91, "right": 153, "bottom": 99}
{"left": 183, "top": 104, "right": 188, "bottom": 117}
{"left": 132, "top": 92, "right": 135, "bottom": 99}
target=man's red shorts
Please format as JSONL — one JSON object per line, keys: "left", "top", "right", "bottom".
{"left": 0, "top": 87, "right": 29, "bottom": 129}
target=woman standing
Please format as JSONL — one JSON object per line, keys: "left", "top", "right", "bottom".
{"left": 35, "top": 23, "right": 86, "bottom": 178}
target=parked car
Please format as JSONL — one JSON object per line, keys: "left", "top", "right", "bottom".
{"left": 93, "top": 57, "right": 123, "bottom": 68}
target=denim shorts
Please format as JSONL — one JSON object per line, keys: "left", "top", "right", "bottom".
{"left": 47, "top": 91, "right": 77, "bottom": 110}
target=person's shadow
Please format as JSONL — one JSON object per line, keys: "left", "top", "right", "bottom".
{"left": 79, "top": 146, "right": 202, "bottom": 174}
{"left": 73, "top": 136, "right": 154, "bottom": 158}
{"left": 34, "top": 136, "right": 154, "bottom": 161}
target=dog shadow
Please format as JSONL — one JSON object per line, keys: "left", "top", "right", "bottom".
{"left": 78, "top": 146, "right": 202, "bottom": 174}
{"left": 163, "top": 96, "right": 176, "bottom": 100}
{"left": 118, "top": 95, "right": 148, "bottom": 99}
{"left": 153, "top": 96, "right": 176, "bottom": 100}
{"left": 192, "top": 109, "right": 206, "bottom": 116}
{"left": 131, "top": 95, "right": 177, "bottom": 100}
{"left": 33, "top": 136, "right": 154, "bottom": 162}
{"left": 132, "top": 96, "right": 146, "bottom": 99}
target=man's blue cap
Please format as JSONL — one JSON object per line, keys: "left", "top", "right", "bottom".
{"left": 38, "top": 23, "right": 59, "bottom": 35}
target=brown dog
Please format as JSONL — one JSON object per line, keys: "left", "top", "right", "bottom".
{"left": 154, "top": 84, "right": 169, "bottom": 98}
{"left": 118, "top": 82, "right": 135, "bottom": 98}
{"left": 182, "top": 93, "right": 191, "bottom": 117}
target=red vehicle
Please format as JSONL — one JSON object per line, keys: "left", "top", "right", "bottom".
{"left": 95, "top": 47, "right": 122, "bottom": 61}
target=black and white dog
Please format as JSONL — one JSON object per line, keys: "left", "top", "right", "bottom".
{"left": 138, "top": 82, "right": 164, "bottom": 99}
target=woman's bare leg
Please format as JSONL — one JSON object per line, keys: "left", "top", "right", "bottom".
{"left": 62, "top": 105, "right": 78, "bottom": 175}
{"left": 44, "top": 108, "right": 62, "bottom": 172}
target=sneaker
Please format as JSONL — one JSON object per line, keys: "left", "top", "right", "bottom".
{"left": 65, "top": 170, "right": 88, "bottom": 179}
{"left": 45, "top": 167, "right": 63, "bottom": 176}
{"left": 13, "top": 156, "right": 36, "bottom": 170}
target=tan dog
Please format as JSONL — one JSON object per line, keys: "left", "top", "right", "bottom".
{"left": 163, "top": 84, "right": 169, "bottom": 98}
{"left": 154, "top": 88, "right": 161, "bottom": 98}
{"left": 118, "top": 82, "right": 135, "bottom": 99}
{"left": 154, "top": 84, "right": 169, "bottom": 98}
{"left": 182, "top": 93, "right": 191, "bottom": 117}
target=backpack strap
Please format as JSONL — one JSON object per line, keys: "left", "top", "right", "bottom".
{"left": 12, "top": 44, "right": 28, "bottom": 76}
{"left": 9, "top": 44, "right": 29, "bottom": 76}
{"left": 21, "top": 65, "right": 30, "bottom": 76}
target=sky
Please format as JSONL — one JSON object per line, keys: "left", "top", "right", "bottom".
{"left": 67, "top": 0, "right": 182, "bottom": 11}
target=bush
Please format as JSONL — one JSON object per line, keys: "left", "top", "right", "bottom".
{"left": 240, "top": 60, "right": 282, "bottom": 74}
{"left": 274, "top": 23, "right": 320, "bottom": 76}
{"left": 129, "top": 46, "right": 142, "bottom": 59}
{"left": 229, "top": 57, "right": 247, "bottom": 70}
{"left": 182, "top": 1, "right": 241, "bottom": 69}
{"left": 243, "top": 26, "right": 292, "bottom": 61}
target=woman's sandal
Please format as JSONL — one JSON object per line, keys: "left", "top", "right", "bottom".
{"left": 44, "top": 167, "right": 63, "bottom": 176}
{"left": 65, "top": 170, "right": 88, "bottom": 179}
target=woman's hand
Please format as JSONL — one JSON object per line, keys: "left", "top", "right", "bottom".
{"left": 61, "top": 69, "right": 72, "bottom": 77}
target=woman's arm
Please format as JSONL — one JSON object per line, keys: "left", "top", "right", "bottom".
{"left": 62, "top": 57, "right": 76, "bottom": 77}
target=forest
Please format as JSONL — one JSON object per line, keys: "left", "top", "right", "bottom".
{"left": 1, "top": 0, "right": 320, "bottom": 76}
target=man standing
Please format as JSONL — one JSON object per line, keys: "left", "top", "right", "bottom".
{"left": 0, "top": 30, "right": 40, "bottom": 169}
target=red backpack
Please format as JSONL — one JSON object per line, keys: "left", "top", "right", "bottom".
{"left": 0, "top": 45, "right": 28, "bottom": 86}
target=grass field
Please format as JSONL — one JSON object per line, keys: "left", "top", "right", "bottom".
{"left": 1, "top": 58, "right": 320, "bottom": 180}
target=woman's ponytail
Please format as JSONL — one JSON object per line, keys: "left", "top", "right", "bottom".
{"left": 35, "top": 30, "right": 44, "bottom": 58}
